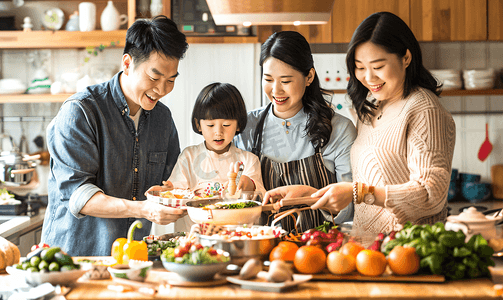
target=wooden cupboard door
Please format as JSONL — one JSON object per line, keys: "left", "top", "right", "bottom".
{"left": 331, "top": 0, "right": 410, "bottom": 43}
{"left": 410, "top": 0, "right": 487, "bottom": 41}
{"left": 488, "top": 0, "right": 503, "bottom": 40}
{"left": 257, "top": 20, "right": 332, "bottom": 44}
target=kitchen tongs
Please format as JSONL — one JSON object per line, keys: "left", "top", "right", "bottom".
{"left": 261, "top": 196, "right": 321, "bottom": 212}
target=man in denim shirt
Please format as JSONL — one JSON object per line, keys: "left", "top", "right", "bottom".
{"left": 41, "top": 16, "right": 189, "bottom": 256}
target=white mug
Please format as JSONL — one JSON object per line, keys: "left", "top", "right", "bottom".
{"left": 79, "top": 2, "right": 96, "bottom": 32}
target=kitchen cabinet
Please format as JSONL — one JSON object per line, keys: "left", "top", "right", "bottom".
{"left": 330, "top": 0, "right": 409, "bottom": 44}
{"left": 257, "top": 23, "right": 332, "bottom": 44}
{"left": 488, "top": 0, "right": 503, "bottom": 41}
{"left": 410, "top": 0, "right": 487, "bottom": 41}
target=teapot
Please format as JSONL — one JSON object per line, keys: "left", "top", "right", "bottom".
{"left": 445, "top": 206, "right": 503, "bottom": 242}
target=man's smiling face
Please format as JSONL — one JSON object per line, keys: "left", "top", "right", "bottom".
{"left": 120, "top": 51, "right": 180, "bottom": 114}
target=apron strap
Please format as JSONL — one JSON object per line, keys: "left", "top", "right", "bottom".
{"left": 251, "top": 103, "right": 272, "bottom": 156}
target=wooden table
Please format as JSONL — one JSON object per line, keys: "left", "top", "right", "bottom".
{"left": 2, "top": 263, "right": 502, "bottom": 300}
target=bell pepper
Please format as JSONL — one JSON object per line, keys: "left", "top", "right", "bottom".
{"left": 111, "top": 220, "right": 148, "bottom": 264}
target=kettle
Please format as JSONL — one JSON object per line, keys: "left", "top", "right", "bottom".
{"left": 445, "top": 206, "right": 503, "bottom": 242}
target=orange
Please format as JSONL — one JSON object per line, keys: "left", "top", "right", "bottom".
{"left": 293, "top": 245, "right": 327, "bottom": 274}
{"left": 269, "top": 241, "right": 299, "bottom": 262}
{"left": 340, "top": 241, "right": 365, "bottom": 260}
{"left": 326, "top": 251, "right": 356, "bottom": 275}
{"left": 356, "top": 249, "right": 387, "bottom": 276}
{"left": 387, "top": 246, "right": 420, "bottom": 275}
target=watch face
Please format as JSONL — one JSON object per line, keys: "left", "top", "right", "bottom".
{"left": 364, "top": 194, "right": 375, "bottom": 205}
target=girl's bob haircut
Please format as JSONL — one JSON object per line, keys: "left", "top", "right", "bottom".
{"left": 191, "top": 82, "right": 248, "bottom": 135}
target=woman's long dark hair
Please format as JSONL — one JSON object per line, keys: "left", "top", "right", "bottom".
{"left": 346, "top": 11, "right": 441, "bottom": 123}
{"left": 260, "top": 31, "right": 334, "bottom": 148}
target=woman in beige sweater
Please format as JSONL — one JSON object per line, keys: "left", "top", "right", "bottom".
{"left": 263, "top": 12, "right": 456, "bottom": 234}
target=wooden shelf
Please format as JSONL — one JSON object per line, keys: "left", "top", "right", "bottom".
{"left": 0, "top": 30, "right": 127, "bottom": 49}
{"left": 440, "top": 89, "right": 503, "bottom": 96}
{"left": 0, "top": 30, "right": 258, "bottom": 49}
{"left": 328, "top": 89, "right": 503, "bottom": 96}
{"left": 0, "top": 94, "right": 71, "bottom": 103}
{"left": 186, "top": 35, "right": 259, "bottom": 44}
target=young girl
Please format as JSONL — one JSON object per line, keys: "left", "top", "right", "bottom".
{"left": 157, "top": 82, "right": 266, "bottom": 230}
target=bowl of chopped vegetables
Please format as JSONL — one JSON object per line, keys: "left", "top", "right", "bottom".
{"left": 185, "top": 198, "right": 262, "bottom": 226}
{"left": 161, "top": 241, "right": 230, "bottom": 281}
{"left": 143, "top": 232, "right": 186, "bottom": 260}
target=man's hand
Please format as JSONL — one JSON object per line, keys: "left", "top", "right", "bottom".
{"left": 141, "top": 201, "right": 186, "bottom": 225}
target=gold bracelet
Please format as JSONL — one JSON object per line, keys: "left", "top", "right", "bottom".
{"left": 352, "top": 181, "right": 358, "bottom": 204}
{"left": 357, "top": 182, "right": 364, "bottom": 204}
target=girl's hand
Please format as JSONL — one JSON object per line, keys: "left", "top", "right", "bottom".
{"left": 237, "top": 175, "right": 255, "bottom": 191}
{"left": 310, "top": 182, "right": 353, "bottom": 212}
{"left": 144, "top": 181, "right": 174, "bottom": 196}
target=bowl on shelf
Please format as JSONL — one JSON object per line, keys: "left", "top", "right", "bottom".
{"left": 459, "top": 172, "right": 481, "bottom": 184}
{"left": 461, "top": 182, "right": 492, "bottom": 203}
{"left": 107, "top": 260, "right": 153, "bottom": 282}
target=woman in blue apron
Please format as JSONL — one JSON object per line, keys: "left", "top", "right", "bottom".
{"left": 234, "top": 31, "right": 357, "bottom": 233}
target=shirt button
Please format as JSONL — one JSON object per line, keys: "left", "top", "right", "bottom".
{"left": 133, "top": 197, "right": 136, "bottom": 201}
{"left": 135, "top": 168, "right": 138, "bottom": 172}
{"left": 286, "top": 122, "right": 291, "bottom": 127}
{"left": 286, "top": 131, "right": 289, "bottom": 134}
{"left": 282, "top": 121, "right": 285, "bottom": 126}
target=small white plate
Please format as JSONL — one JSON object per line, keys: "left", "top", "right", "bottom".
{"left": 42, "top": 8, "right": 64, "bottom": 30}
{"left": 226, "top": 271, "right": 312, "bottom": 292}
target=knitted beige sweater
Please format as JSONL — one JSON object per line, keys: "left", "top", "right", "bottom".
{"left": 351, "top": 87, "right": 456, "bottom": 234}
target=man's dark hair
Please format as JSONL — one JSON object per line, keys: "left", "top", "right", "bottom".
{"left": 123, "top": 15, "right": 188, "bottom": 65}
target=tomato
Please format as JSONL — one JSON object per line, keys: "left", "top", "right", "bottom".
{"left": 355, "top": 249, "right": 387, "bottom": 276}
{"left": 269, "top": 241, "right": 299, "bottom": 262}
{"left": 387, "top": 246, "right": 420, "bottom": 275}
{"left": 326, "top": 251, "right": 356, "bottom": 275}
{"left": 293, "top": 245, "right": 326, "bottom": 274}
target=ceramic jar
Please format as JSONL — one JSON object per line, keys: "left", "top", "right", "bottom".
{"left": 100, "top": 1, "right": 127, "bottom": 31}
{"left": 445, "top": 206, "right": 503, "bottom": 242}
{"left": 79, "top": 2, "right": 96, "bottom": 32}
{"left": 150, "top": 0, "right": 163, "bottom": 17}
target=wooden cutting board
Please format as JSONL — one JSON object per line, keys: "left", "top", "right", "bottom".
{"left": 311, "top": 268, "right": 445, "bottom": 282}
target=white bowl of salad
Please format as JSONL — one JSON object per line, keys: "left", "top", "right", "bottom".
{"left": 160, "top": 241, "right": 230, "bottom": 281}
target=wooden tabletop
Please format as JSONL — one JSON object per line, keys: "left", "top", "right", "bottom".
{"left": 2, "top": 264, "right": 502, "bottom": 300}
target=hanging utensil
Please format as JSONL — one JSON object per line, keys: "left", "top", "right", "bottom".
{"left": 478, "top": 123, "right": 493, "bottom": 162}
{"left": 19, "top": 120, "right": 29, "bottom": 154}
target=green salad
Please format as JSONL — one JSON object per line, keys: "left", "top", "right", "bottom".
{"left": 201, "top": 201, "right": 259, "bottom": 210}
{"left": 161, "top": 242, "right": 229, "bottom": 265}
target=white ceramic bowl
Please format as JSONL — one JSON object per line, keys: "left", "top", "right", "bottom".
{"left": 186, "top": 199, "right": 263, "bottom": 225}
{"left": 107, "top": 260, "right": 153, "bottom": 282}
{"left": 161, "top": 251, "right": 230, "bottom": 281}
{"left": 463, "top": 68, "right": 495, "bottom": 79}
{"left": 146, "top": 189, "right": 195, "bottom": 208}
{"left": 5, "top": 266, "right": 87, "bottom": 286}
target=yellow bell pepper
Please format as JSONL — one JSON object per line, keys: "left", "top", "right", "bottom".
{"left": 111, "top": 220, "right": 148, "bottom": 264}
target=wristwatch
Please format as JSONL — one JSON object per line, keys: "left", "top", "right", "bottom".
{"left": 364, "top": 186, "right": 376, "bottom": 205}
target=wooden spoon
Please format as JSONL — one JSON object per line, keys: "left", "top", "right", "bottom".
{"left": 478, "top": 123, "right": 493, "bottom": 162}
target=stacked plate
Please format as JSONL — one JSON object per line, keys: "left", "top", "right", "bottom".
{"left": 463, "top": 68, "right": 495, "bottom": 90}
{"left": 429, "top": 69, "right": 462, "bottom": 90}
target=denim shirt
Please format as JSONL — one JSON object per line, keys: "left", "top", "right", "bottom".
{"left": 41, "top": 72, "right": 180, "bottom": 256}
